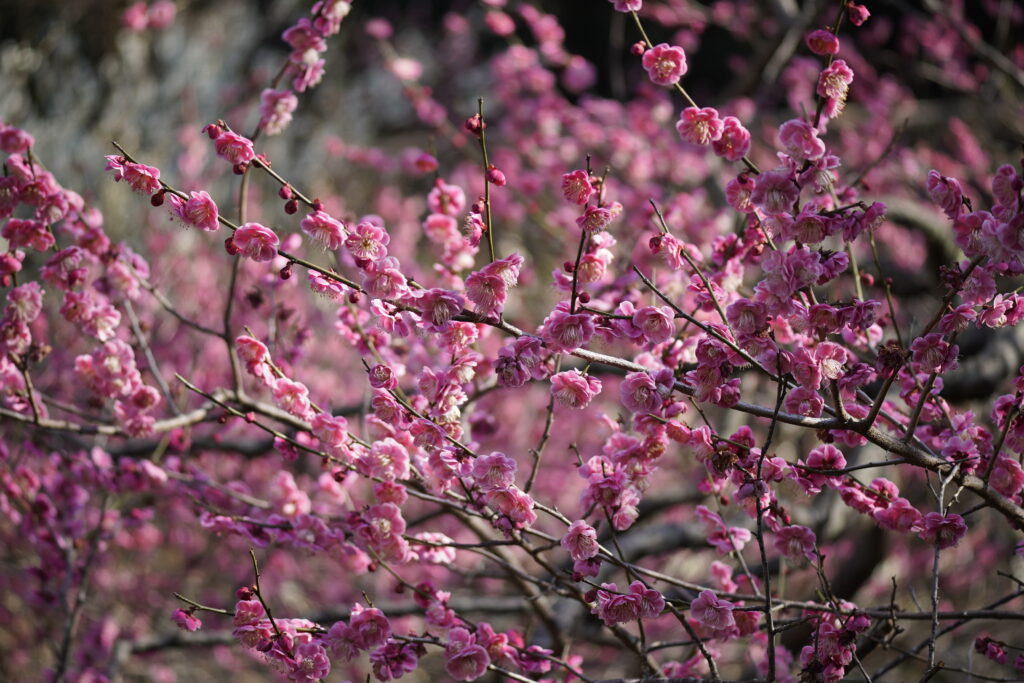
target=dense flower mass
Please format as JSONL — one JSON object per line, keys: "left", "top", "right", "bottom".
{"left": 3, "top": 1, "right": 1024, "bottom": 682}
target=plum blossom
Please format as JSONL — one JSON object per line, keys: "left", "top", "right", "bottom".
{"left": 712, "top": 116, "right": 752, "bottom": 161}
{"left": 561, "top": 520, "right": 599, "bottom": 561}
{"left": 561, "top": 170, "right": 594, "bottom": 205}
{"left": 676, "top": 107, "right": 723, "bottom": 145}
{"left": 167, "top": 190, "right": 219, "bottom": 231}
{"left": 212, "top": 130, "right": 256, "bottom": 166}
{"left": 550, "top": 370, "right": 602, "bottom": 408}
{"left": 690, "top": 590, "right": 736, "bottom": 634}
{"left": 232, "top": 223, "right": 280, "bottom": 262}
{"left": 642, "top": 43, "right": 688, "bottom": 85}
{"left": 301, "top": 210, "right": 346, "bottom": 250}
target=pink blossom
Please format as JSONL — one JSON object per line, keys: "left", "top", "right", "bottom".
{"left": 774, "top": 525, "right": 817, "bottom": 561}
{"left": 712, "top": 116, "right": 752, "bottom": 161}
{"left": 146, "top": 1, "right": 177, "bottom": 30}
{"left": 561, "top": 169, "right": 594, "bottom": 205}
{"left": 550, "top": 370, "right": 602, "bottom": 408}
{"left": 914, "top": 512, "right": 968, "bottom": 549}
{"left": 445, "top": 628, "right": 491, "bottom": 681}
{"left": 847, "top": 3, "right": 870, "bottom": 25}
{"left": 778, "top": 119, "right": 826, "bottom": 160}
{"left": 349, "top": 604, "right": 391, "bottom": 649}
{"left": 484, "top": 486, "right": 537, "bottom": 527}
{"left": 642, "top": 43, "right": 688, "bottom": 86}
{"left": 259, "top": 89, "right": 298, "bottom": 136}
{"left": 418, "top": 288, "right": 464, "bottom": 330}
{"left": 690, "top": 590, "right": 736, "bottom": 633}
{"left": 2, "top": 218, "right": 55, "bottom": 252}
{"left": 990, "top": 457, "right": 1024, "bottom": 497}
{"left": 576, "top": 205, "right": 613, "bottom": 233}
{"left": 926, "top": 170, "right": 964, "bottom": 219}
{"left": 593, "top": 582, "right": 641, "bottom": 625}
{"left": 427, "top": 180, "right": 466, "bottom": 216}
{"left": 105, "top": 156, "right": 161, "bottom": 194}
{"left": 301, "top": 210, "right": 346, "bottom": 250}
{"left": 620, "top": 371, "right": 662, "bottom": 414}
{"left": 542, "top": 306, "right": 595, "bottom": 352}
{"left": 344, "top": 220, "right": 390, "bottom": 261}
{"left": 363, "top": 257, "right": 407, "bottom": 298}
{"left": 609, "top": 0, "right": 642, "bottom": 11}
{"left": 465, "top": 270, "right": 508, "bottom": 318}
{"left": 874, "top": 497, "right": 923, "bottom": 532}
{"left": 910, "top": 333, "right": 958, "bottom": 373}
{"left": 167, "top": 190, "right": 219, "bottom": 231}
{"left": 632, "top": 305, "right": 676, "bottom": 344}
{"left": 561, "top": 520, "right": 599, "bottom": 561}
{"left": 213, "top": 130, "right": 256, "bottom": 166}
{"left": 676, "top": 107, "right": 723, "bottom": 145}
{"left": 805, "top": 29, "right": 840, "bottom": 55}
{"left": 628, "top": 580, "right": 666, "bottom": 618}
{"left": 291, "top": 642, "right": 331, "bottom": 681}
{"left": 472, "top": 452, "right": 517, "bottom": 490}
{"left": 370, "top": 639, "right": 419, "bottom": 681}
{"left": 170, "top": 608, "right": 202, "bottom": 632}
{"left": 0, "top": 124, "right": 34, "bottom": 154}
{"left": 232, "top": 223, "right": 280, "bottom": 262}
{"left": 751, "top": 170, "right": 799, "bottom": 215}
{"left": 816, "top": 59, "right": 854, "bottom": 117}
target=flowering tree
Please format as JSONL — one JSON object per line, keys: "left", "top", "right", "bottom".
{"left": 2, "top": 0, "right": 1024, "bottom": 681}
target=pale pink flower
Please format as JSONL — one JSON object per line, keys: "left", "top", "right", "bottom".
{"left": 272, "top": 377, "right": 313, "bottom": 420}
{"left": 232, "top": 223, "right": 279, "bottom": 262}
{"left": 418, "top": 288, "right": 464, "bottom": 330}
{"left": 561, "top": 520, "right": 599, "bottom": 561}
{"left": 816, "top": 59, "right": 854, "bottom": 117}
{"left": 778, "top": 119, "right": 826, "bottom": 160}
{"left": 301, "top": 210, "right": 346, "bottom": 250}
{"left": 259, "top": 89, "right": 298, "bottom": 135}
{"left": 550, "top": 370, "right": 602, "bottom": 408}
{"left": 642, "top": 43, "right": 688, "bottom": 85}
{"left": 472, "top": 452, "right": 517, "bottom": 490}
{"left": 576, "top": 205, "right": 613, "bottom": 233}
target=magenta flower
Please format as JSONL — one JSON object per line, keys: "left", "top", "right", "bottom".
{"left": 427, "top": 179, "right": 466, "bottom": 216}
{"left": 751, "top": 170, "right": 799, "bottom": 216}
{"left": 778, "top": 119, "right": 826, "bottom": 160}
{"left": 774, "top": 525, "right": 818, "bottom": 561}
{"left": 914, "top": 512, "right": 968, "bottom": 549}
{"left": 632, "top": 305, "right": 676, "bottom": 344}
{"left": 370, "top": 639, "right": 419, "bottom": 681}
{"left": 676, "top": 106, "right": 724, "bottom": 145}
{"left": 445, "top": 628, "right": 491, "bottom": 681}
{"left": 712, "top": 116, "right": 752, "bottom": 161}
{"left": 213, "top": 130, "right": 256, "bottom": 166}
{"left": 609, "top": 0, "right": 642, "bottom": 11}
{"left": 2, "top": 218, "right": 55, "bottom": 252}
{"left": 542, "top": 306, "right": 595, "bottom": 352}
{"left": 0, "top": 124, "right": 34, "bottom": 154}
{"left": 926, "top": 170, "right": 964, "bottom": 219}
{"left": 232, "top": 222, "right": 280, "bottom": 262}
{"left": 576, "top": 205, "right": 613, "bottom": 233}
{"left": 561, "top": 519, "right": 599, "bottom": 561}
{"left": 272, "top": 377, "right": 313, "bottom": 420}
{"left": 349, "top": 604, "right": 391, "bottom": 650}
{"left": 909, "top": 333, "right": 958, "bottom": 373}
{"left": 358, "top": 438, "right": 410, "bottom": 481}
{"left": 690, "top": 590, "right": 736, "bottom": 634}
{"left": 847, "top": 2, "right": 870, "bottom": 25}
{"left": 642, "top": 43, "right": 688, "bottom": 85}
{"left": 168, "top": 190, "right": 219, "bottom": 231}
{"left": 593, "top": 582, "right": 641, "bottom": 625}
{"left": 105, "top": 156, "right": 161, "bottom": 194}
{"left": 628, "top": 580, "right": 666, "bottom": 618}
{"left": 550, "top": 369, "right": 602, "bottom": 409}
{"left": 344, "top": 220, "right": 391, "bottom": 261}
{"left": 291, "top": 642, "right": 331, "bottom": 681}
{"left": 418, "top": 288, "right": 464, "bottom": 330}
{"left": 465, "top": 270, "right": 508, "bottom": 318}
{"left": 620, "top": 371, "right": 662, "bottom": 414}
{"left": 805, "top": 29, "right": 840, "bottom": 55}
{"left": 561, "top": 169, "right": 594, "bottom": 205}
{"left": 170, "top": 608, "right": 202, "bottom": 632}
{"left": 472, "top": 452, "right": 517, "bottom": 490}
{"left": 301, "top": 210, "right": 346, "bottom": 250}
